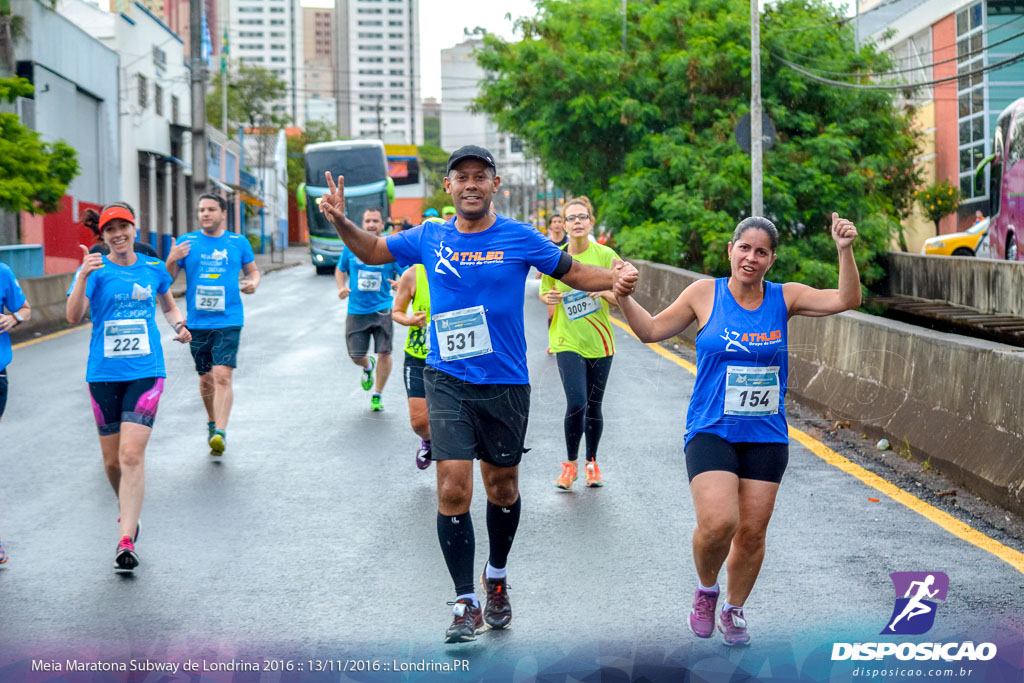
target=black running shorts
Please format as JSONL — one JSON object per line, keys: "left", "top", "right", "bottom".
{"left": 684, "top": 432, "right": 789, "bottom": 484}
{"left": 404, "top": 353, "right": 426, "bottom": 399}
{"left": 423, "top": 365, "right": 530, "bottom": 468}
{"left": 189, "top": 327, "right": 242, "bottom": 374}
{"left": 88, "top": 377, "right": 164, "bottom": 436}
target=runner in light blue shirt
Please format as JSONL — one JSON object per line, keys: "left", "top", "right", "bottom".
{"left": 167, "top": 193, "right": 261, "bottom": 456}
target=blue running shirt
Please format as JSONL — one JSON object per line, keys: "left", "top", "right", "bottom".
{"left": 82, "top": 256, "right": 174, "bottom": 382}
{"left": 386, "top": 215, "right": 563, "bottom": 384}
{"left": 0, "top": 263, "right": 27, "bottom": 371}
{"left": 175, "top": 231, "right": 255, "bottom": 329}
{"left": 338, "top": 247, "right": 402, "bottom": 314}
{"left": 685, "top": 278, "right": 790, "bottom": 446}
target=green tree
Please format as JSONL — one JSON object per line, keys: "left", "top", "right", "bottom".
{"left": 207, "top": 62, "right": 289, "bottom": 134}
{"left": 0, "top": 77, "right": 78, "bottom": 214}
{"left": 423, "top": 115, "right": 440, "bottom": 146}
{"left": 474, "top": 0, "right": 922, "bottom": 288}
{"left": 286, "top": 119, "right": 336, "bottom": 196}
{"left": 916, "top": 180, "right": 960, "bottom": 236}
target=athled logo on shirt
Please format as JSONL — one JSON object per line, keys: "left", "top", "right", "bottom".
{"left": 434, "top": 241, "right": 504, "bottom": 277}
{"left": 721, "top": 327, "right": 781, "bottom": 352}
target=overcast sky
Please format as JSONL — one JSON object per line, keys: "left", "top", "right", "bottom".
{"left": 302, "top": 0, "right": 855, "bottom": 101}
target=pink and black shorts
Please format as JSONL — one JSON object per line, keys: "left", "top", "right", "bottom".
{"left": 88, "top": 378, "right": 164, "bottom": 436}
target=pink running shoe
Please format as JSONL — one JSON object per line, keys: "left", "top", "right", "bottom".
{"left": 114, "top": 536, "right": 139, "bottom": 572}
{"left": 688, "top": 586, "right": 719, "bottom": 638}
{"left": 718, "top": 606, "right": 751, "bottom": 646}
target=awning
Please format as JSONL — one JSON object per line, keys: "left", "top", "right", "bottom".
{"left": 240, "top": 194, "right": 265, "bottom": 208}
{"left": 139, "top": 149, "right": 191, "bottom": 172}
{"left": 210, "top": 178, "right": 235, "bottom": 194}
{"left": 226, "top": 182, "right": 265, "bottom": 207}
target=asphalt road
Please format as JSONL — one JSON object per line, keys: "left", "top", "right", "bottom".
{"left": 1, "top": 265, "right": 1021, "bottom": 680}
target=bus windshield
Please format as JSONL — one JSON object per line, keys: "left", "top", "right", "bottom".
{"left": 305, "top": 148, "right": 387, "bottom": 188}
{"left": 307, "top": 193, "right": 387, "bottom": 239}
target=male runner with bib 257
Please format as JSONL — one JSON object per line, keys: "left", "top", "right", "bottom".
{"left": 320, "top": 145, "right": 639, "bottom": 644}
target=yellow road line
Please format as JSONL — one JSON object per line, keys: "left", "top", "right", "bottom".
{"left": 12, "top": 325, "right": 86, "bottom": 349}
{"left": 608, "top": 314, "right": 1024, "bottom": 574}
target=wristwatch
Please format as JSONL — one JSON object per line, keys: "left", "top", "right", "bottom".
{"left": 11, "top": 311, "right": 23, "bottom": 326}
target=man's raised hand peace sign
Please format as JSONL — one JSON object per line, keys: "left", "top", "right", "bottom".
{"left": 319, "top": 171, "right": 348, "bottom": 227}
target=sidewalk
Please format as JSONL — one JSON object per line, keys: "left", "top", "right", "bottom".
{"left": 169, "top": 244, "right": 310, "bottom": 297}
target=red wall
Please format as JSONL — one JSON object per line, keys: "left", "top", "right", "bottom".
{"left": 933, "top": 14, "right": 960, "bottom": 235}
{"left": 22, "top": 196, "right": 102, "bottom": 275}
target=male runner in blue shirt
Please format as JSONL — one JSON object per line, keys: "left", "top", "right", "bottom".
{"left": 320, "top": 145, "right": 639, "bottom": 643}
{"left": 167, "top": 194, "right": 261, "bottom": 456}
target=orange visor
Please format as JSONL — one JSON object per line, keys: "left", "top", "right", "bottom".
{"left": 99, "top": 206, "right": 135, "bottom": 230}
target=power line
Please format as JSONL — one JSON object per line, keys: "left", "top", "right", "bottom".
{"left": 773, "top": 49, "right": 1024, "bottom": 90}
{"left": 776, "top": 26, "right": 1024, "bottom": 80}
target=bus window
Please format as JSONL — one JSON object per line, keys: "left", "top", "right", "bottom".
{"left": 305, "top": 148, "right": 387, "bottom": 188}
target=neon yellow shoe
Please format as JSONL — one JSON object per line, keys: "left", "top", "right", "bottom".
{"left": 555, "top": 462, "right": 577, "bottom": 490}
{"left": 209, "top": 429, "right": 226, "bottom": 455}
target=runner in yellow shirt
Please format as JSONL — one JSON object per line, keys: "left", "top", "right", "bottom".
{"left": 539, "top": 197, "right": 618, "bottom": 489}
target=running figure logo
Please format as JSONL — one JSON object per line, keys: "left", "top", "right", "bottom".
{"left": 210, "top": 248, "right": 229, "bottom": 262}
{"left": 434, "top": 242, "right": 461, "bottom": 279}
{"left": 882, "top": 571, "right": 949, "bottom": 635}
{"left": 721, "top": 328, "right": 749, "bottom": 353}
{"left": 131, "top": 283, "right": 152, "bottom": 301}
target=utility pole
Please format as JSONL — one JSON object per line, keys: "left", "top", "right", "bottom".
{"left": 221, "top": 28, "right": 228, "bottom": 134}
{"left": 750, "top": 0, "right": 763, "bottom": 217}
{"left": 190, "top": 0, "right": 208, "bottom": 196}
{"left": 375, "top": 94, "right": 384, "bottom": 140}
{"left": 622, "top": 0, "right": 627, "bottom": 51}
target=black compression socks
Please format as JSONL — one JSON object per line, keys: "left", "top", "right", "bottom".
{"left": 486, "top": 497, "right": 521, "bottom": 570}
{"left": 437, "top": 511, "right": 475, "bottom": 596}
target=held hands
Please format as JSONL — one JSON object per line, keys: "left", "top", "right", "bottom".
{"left": 611, "top": 258, "right": 639, "bottom": 297}
{"left": 173, "top": 323, "right": 192, "bottom": 344}
{"left": 168, "top": 237, "right": 191, "bottom": 262}
{"left": 409, "top": 311, "right": 427, "bottom": 328}
{"left": 338, "top": 287, "right": 350, "bottom": 300}
{"left": 541, "top": 289, "right": 563, "bottom": 305}
{"left": 79, "top": 245, "right": 104, "bottom": 277}
{"left": 831, "top": 213, "right": 857, "bottom": 250}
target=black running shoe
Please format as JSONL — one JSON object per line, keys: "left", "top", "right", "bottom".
{"left": 444, "top": 598, "right": 483, "bottom": 643}
{"left": 114, "top": 536, "right": 139, "bottom": 572}
{"left": 480, "top": 573, "right": 512, "bottom": 629}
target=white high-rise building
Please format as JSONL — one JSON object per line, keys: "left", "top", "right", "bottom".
{"left": 225, "top": 0, "right": 304, "bottom": 125}
{"left": 441, "top": 37, "right": 532, "bottom": 217}
{"left": 334, "top": 0, "right": 422, "bottom": 144}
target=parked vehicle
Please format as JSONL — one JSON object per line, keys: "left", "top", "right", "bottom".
{"left": 976, "top": 97, "right": 1024, "bottom": 260}
{"left": 921, "top": 218, "right": 989, "bottom": 257}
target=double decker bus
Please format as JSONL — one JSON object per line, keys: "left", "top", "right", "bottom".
{"left": 300, "top": 140, "right": 393, "bottom": 273}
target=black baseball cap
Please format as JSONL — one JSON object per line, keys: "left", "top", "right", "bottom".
{"left": 447, "top": 145, "right": 497, "bottom": 174}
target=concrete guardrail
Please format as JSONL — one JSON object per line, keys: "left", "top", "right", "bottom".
{"left": 885, "top": 251, "right": 1024, "bottom": 317}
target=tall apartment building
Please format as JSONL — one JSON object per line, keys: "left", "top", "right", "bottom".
{"left": 334, "top": 0, "right": 422, "bottom": 144}
{"left": 303, "top": 6, "right": 337, "bottom": 127}
{"left": 225, "top": 0, "right": 304, "bottom": 125}
{"left": 160, "top": 0, "right": 218, "bottom": 58}
{"left": 441, "top": 38, "right": 533, "bottom": 218}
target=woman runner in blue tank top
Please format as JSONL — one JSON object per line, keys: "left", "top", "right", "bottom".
{"left": 617, "top": 214, "right": 861, "bottom": 646}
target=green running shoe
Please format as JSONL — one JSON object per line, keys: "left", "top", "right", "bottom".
{"left": 209, "top": 429, "right": 226, "bottom": 455}
{"left": 370, "top": 394, "right": 383, "bottom": 411}
{"left": 360, "top": 357, "right": 376, "bottom": 391}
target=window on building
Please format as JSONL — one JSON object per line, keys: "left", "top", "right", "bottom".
{"left": 388, "top": 8, "right": 402, "bottom": 14}
{"left": 389, "top": 81, "right": 403, "bottom": 87}
{"left": 154, "top": 84, "right": 163, "bottom": 116}
{"left": 271, "top": 43, "right": 286, "bottom": 50}
{"left": 359, "top": 32, "right": 383, "bottom": 38}
{"left": 390, "top": 105, "right": 404, "bottom": 112}
{"left": 956, "top": 2, "right": 987, "bottom": 202}
{"left": 358, "top": 20, "right": 382, "bottom": 26}
{"left": 271, "top": 56, "right": 285, "bottom": 62}
{"left": 270, "top": 31, "right": 284, "bottom": 36}
{"left": 137, "top": 74, "right": 147, "bottom": 109}
{"left": 238, "top": 18, "right": 262, "bottom": 24}
{"left": 171, "top": 95, "right": 179, "bottom": 124}
{"left": 270, "top": 18, "right": 284, "bottom": 24}
{"left": 389, "top": 69, "right": 404, "bottom": 75}
{"left": 390, "top": 117, "right": 403, "bottom": 124}
{"left": 389, "top": 93, "right": 404, "bottom": 100}
{"left": 389, "top": 56, "right": 404, "bottom": 62}
{"left": 388, "top": 20, "right": 401, "bottom": 26}
{"left": 269, "top": 6, "right": 284, "bottom": 12}
{"left": 389, "top": 44, "right": 403, "bottom": 50}
{"left": 238, "top": 6, "right": 262, "bottom": 12}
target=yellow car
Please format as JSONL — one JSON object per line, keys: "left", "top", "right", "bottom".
{"left": 921, "top": 219, "right": 989, "bottom": 257}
